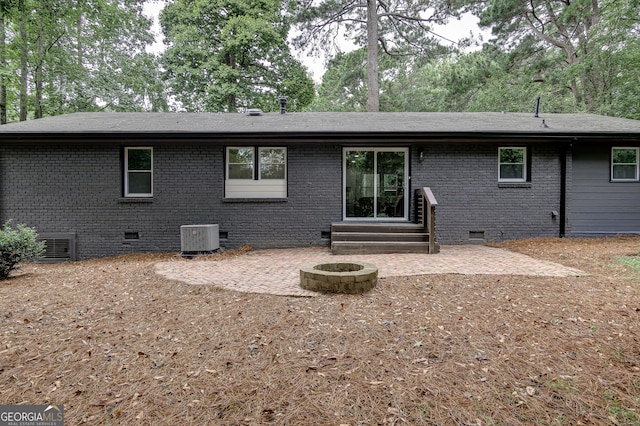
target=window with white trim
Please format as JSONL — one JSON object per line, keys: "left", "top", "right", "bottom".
{"left": 226, "top": 147, "right": 287, "bottom": 198}
{"left": 498, "top": 147, "right": 526, "bottom": 182}
{"left": 259, "top": 148, "right": 286, "bottom": 179}
{"left": 611, "top": 147, "right": 639, "bottom": 181}
{"left": 227, "top": 147, "right": 254, "bottom": 179}
{"left": 125, "top": 147, "right": 153, "bottom": 197}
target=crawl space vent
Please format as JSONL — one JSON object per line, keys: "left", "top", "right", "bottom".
{"left": 469, "top": 231, "right": 485, "bottom": 241}
{"left": 37, "top": 233, "right": 77, "bottom": 262}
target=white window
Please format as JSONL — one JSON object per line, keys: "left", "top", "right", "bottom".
{"left": 226, "top": 147, "right": 287, "bottom": 198}
{"left": 498, "top": 147, "right": 526, "bottom": 182}
{"left": 125, "top": 147, "right": 153, "bottom": 197}
{"left": 227, "top": 147, "right": 254, "bottom": 179}
{"left": 611, "top": 147, "right": 639, "bottom": 181}
{"left": 259, "top": 147, "right": 286, "bottom": 179}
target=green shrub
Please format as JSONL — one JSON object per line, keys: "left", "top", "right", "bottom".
{"left": 0, "top": 221, "right": 46, "bottom": 279}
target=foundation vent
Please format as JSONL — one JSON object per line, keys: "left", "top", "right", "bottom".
{"left": 469, "top": 231, "right": 485, "bottom": 241}
{"left": 37, "top": 233, "right": 77, "bottom": 262}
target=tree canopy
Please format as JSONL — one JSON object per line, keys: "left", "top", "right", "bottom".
{"left": 1, "top": 0, "right": 637, "bottom": 122}
{"left": 293, "top": 0, "right": 464, "bottom": 111}
{"left": 0, "top": 0, "right": 166, "bottom": 123}
{"left": 311, "top": 0, "right": 640, "bottom": 119}
{"left": 462, "top": 0, "right": 640, "bottom": 117}
{"left": 160, "top": 0, "right": 314, "bottom": 113}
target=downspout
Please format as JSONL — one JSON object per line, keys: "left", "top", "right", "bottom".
{"left": 559, "top": 143, "right": 567, "bottom": 237}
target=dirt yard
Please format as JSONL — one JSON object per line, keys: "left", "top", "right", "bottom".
{"left": 1, "top": 237, "right": 639, "bottom": 425}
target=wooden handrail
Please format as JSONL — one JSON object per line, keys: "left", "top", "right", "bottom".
{"left": 416, "top": 187, "right": 439, "bottom": 254}
{"left": 420, "top": 187, "right": 438, "bottom": 208}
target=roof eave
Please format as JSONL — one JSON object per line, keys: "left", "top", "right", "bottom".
{"left": 2, "top": 130, "right": 640, "bottom": 142}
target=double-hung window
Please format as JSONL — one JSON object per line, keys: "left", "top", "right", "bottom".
{"left": 228, "top": 147, "right": 254, "bottom": 179}
{"left": 125, "top": 147, "right": 153, "bottom": 197}
{"left": 611, "top": 147, "right": 639, "bottom": 181}
{"left": 498, "top": 147, "right": 527, "bottom": 182}
{"left": 226, "top": 147, "right": 287, "bottom": 198}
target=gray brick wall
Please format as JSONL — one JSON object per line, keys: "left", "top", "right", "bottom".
{"left": 410, "top": 142, "right": 562, "bottom": 243}
{"left": 1, "top": 139, "right": 563, "bottom": 259}
{"left": 217, "top": 142, "right": 343, "bottom": 248}
{"left": 0, "top": 141, "right": 343, "bottom": 258}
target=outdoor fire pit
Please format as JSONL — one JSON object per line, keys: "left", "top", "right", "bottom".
{"left": 300, "top": 261, "right": 378, "bottom": 294}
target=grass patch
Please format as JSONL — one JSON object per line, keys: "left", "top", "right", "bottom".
{"left": 618, "top": 255, "right": 640, "bottom": 269}
{"left": 605, "top": 392, "right": 640, "bottom": 425}
{"left": 617, "top": 256, "right": 640, "bottom": 275}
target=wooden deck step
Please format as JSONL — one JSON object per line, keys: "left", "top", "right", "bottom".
{"left": 331, "top": 223, "right": 425, "bottom": 234}
{"left": 331, "top": 241, "right": 431, "bottom": 255}
{"left": 330, "top": 222, "right": 439, "bottom": 255}
{"left": 331, "top": 232, "right": 429, "bottom": 243}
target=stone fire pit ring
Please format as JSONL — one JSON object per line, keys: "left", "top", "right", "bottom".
{"left": 300, "top": 261, "right": 378, "bottom": 294}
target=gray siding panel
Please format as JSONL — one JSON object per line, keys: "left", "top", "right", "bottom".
{"left": 569, "top": 143, "right": 640, "bottom": 235}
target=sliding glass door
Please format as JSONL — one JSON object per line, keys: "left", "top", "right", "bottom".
{"left": 343, "top": 148, "right": 408, "bottom": 220}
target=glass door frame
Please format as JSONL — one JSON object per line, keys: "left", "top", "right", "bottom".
{"left": 342, "top": 147, "right": 409, "bottom": 221}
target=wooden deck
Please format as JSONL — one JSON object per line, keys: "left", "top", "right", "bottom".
{"left": 330, "top": 222, "right": 439, "bottom": 255}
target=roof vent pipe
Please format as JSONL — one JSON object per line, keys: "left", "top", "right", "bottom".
{"left": 534, "top": 96, "right": 541, "bottom": 118}
{"left": 278, "top": 96, "right": 287, "bottom": 114}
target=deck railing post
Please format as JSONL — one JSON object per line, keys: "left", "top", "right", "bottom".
{"left": 416, "top": 187, "right": 439, "bottom": 254}
{"left": 428, "top": 202, "right": 436, "bottom": 254}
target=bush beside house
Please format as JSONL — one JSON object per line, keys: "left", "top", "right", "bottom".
{"left": 0, "top": 221, "right": 46, "bottom": 279}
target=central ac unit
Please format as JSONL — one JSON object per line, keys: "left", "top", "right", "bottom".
{"left": 180, "top": 224, "right": 219, "bottom": 254}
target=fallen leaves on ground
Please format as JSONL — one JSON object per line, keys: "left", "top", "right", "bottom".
{"left": 1, "top": 237, "right": 640, "bottom": 425}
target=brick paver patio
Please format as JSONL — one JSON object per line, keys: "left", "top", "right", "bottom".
{"left": 154, "top": 245, "right": 584, "bottom": 297}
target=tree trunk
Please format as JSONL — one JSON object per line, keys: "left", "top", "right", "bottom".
{"left": 35, "top": 30, "right": 43, "bottom": 119}
{"left": 225, "top": 52, "right": 237, "bottom": 112}
{"left": 77, "top": 9, "right": 82, "bottom": 65}
{"left": 366, "top": 0, "right": 379, "bottom": 112}
{"left": 18, "top": 0, "right": 28, "bottom": 121}
{"left": 0, "top": 13, "right": 7, "bottom": 124}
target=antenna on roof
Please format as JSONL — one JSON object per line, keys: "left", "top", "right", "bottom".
{"left": 534, "top": 96, "right": 541, "bottom": 118}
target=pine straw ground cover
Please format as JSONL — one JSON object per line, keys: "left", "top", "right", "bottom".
{"left": 1, "top": 237, "right": 640, "bottom": 425}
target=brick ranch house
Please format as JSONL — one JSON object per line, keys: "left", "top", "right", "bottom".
{"left": 1, "top": 111, "right": 640, "bottom": 261}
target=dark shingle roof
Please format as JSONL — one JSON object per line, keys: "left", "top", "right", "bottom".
{"left": 1, "top": 112, "right": 639, "bottom": 136}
